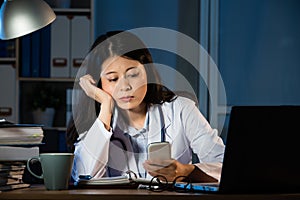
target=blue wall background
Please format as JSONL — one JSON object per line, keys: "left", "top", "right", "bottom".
{"left": 219, "top": 0, "right": 300, "bottom": 106}
{"left": 93, "top": 0, "right": 179, "bottom": 34}
{"left": 93, "top": 0, "right": 179, "bottom": 70}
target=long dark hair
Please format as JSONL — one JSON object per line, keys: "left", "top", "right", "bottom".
{"left": 66, "top": 30, "right": 176, "bottom": 152}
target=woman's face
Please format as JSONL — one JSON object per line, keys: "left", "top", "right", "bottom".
{"left": 101, "top": 56, "right": 147, "bottom": 111}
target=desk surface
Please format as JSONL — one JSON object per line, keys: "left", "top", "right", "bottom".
{"left": 0, "top": 185, "right": 299, "bottom": 200}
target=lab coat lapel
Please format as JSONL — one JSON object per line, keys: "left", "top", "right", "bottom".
{"left": 148, "top": 104, "right": 171, "bottom": 144}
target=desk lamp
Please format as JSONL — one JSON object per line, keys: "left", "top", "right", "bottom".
{"left": 0, "top": 0, "right": 56, "bottom": 40}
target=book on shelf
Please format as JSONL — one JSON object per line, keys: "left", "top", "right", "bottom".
{"left": 0, "top": 119, "right": 44, "bottom": 145}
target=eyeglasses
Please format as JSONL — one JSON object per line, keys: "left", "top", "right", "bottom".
{"left": 125, "top": 171, "right": 195, "bottom": 193}
{"left": 146, "top": 175, "right": 193, "bottom": 193}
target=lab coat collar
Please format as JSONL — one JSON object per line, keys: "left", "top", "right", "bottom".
{"left": 111, "top": 108, "right": 149, "bottom": 137}
{"left": 111, "top": 104, "right": 171, "bottom": 143}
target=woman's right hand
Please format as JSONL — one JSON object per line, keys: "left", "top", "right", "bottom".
{"left": 79, "top": 74, "right": 112, "bottom": 105}
{"left": 79, "top": 74, "right": 114, "bottom": 130}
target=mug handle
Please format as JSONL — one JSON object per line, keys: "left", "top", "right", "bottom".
{"left": 26, "top": 156, "right": 43, "bottom": 179}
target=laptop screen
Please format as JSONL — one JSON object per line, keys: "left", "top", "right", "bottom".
{"left": 219, "top": 106, "right": 300, "bottom": 193}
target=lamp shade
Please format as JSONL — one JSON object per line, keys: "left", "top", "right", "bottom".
{"left": 0, "top": 0, "right": 56, "bottom": 40}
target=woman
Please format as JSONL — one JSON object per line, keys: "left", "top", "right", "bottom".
{"left": 67, "top": 30, "right": 225, "bottom": 183}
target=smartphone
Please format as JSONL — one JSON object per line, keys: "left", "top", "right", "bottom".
{"left": 147, "top": 142, "right": 171, "bottom": 161}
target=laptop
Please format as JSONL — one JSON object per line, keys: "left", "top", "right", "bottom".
{"left": 177, "top": 106, "right": 300, "bottom": 193}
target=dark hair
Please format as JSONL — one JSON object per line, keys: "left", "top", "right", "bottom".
{"left": 66, "top": 30, "right": 176, "bottom": 151}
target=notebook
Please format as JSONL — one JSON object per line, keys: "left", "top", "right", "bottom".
{"left": 176, "top": 106, "right": 300, "bottom": 193}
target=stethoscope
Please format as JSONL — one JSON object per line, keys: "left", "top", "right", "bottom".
{"left": 109, "top": 105, "right": 166, "bottom": 178}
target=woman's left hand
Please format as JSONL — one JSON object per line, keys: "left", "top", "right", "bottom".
{"left": 143, "top": 159, "right": 195, "bottom": 182}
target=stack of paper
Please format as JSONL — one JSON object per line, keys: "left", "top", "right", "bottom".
{"left": 0, "top": 119, "right": 43, "bottom": 191}
{"left": 77, "top": 176, "right": 132, "bottom": 186}
{"left": 0, "top": 146, "right": 39, "bottom": 161}
{"left": 0, "top": 119, "right": 44, "bottom": 145}
{"left": 0, "top": 162, "right": 30, "bottom": 191}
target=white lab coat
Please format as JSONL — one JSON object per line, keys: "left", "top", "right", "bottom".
{"left": 72, "top": 96, "right": 225, "bottom": 181}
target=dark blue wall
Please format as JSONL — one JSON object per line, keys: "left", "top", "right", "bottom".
{"left": 93, "top": 0, "right": 179, "bottom": 34}
{"left": 219, "top": 0, "right": 300, "bottom": 105}
{"left": 93, "top": 0, "right": 180, "bottom": 69}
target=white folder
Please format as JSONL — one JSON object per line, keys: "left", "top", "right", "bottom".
{"left": 50, "top": 15, "right": 70, "bottom": 77}
{"left": 70, "top": 16, "right": 91, "bottom": 78}
{"left": 0, "top": 64, "right": 16, "bottom": 122}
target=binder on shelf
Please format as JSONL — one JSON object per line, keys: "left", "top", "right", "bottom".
{"left": 0, "top": 40, "right": 7, "bottom": 57}
{"left": 66, "top": 89, "right": 72, "bottom": 126}
{"left": 20, "top": 35, "right": 31, "bottom": 77}
{"left": 70, "top": 15, "right": 91, "bottom": 78}
{"left": 40, "top": 25, "right": 51, "bottom": 78}
{"left": 0, "top": 40, "right": 15, "bottom": 57}
{"left": 50, "top": 15, "right": 70, "bottom": 78}
{"left": 31, "top": 31, "right": 41, "bottom": 77}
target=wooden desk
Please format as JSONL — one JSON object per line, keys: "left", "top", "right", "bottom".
{"left": 0, "top": 185, "right": 299, "bottom": 200}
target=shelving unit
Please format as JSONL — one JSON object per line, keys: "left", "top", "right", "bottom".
{"left": 16, "top": 0, "right": 93, "bottom": 129}
{"left": 16, "top": 0, "right": 93, "bottom": 153}
{"left": 0, "top": 0, "right": 94, "bottom": 153}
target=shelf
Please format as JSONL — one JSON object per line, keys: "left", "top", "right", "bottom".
{"left": 0, "top": 57, "right": 17, "bottom": 64}
{"left": 53, "top": 8, "right": 91, "bottom": 14}
{"left": 19, "top": 77, "right": 75, "bottom": 82}
{"left": 19, "top": 81, "right": 74, "bottom": 127}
